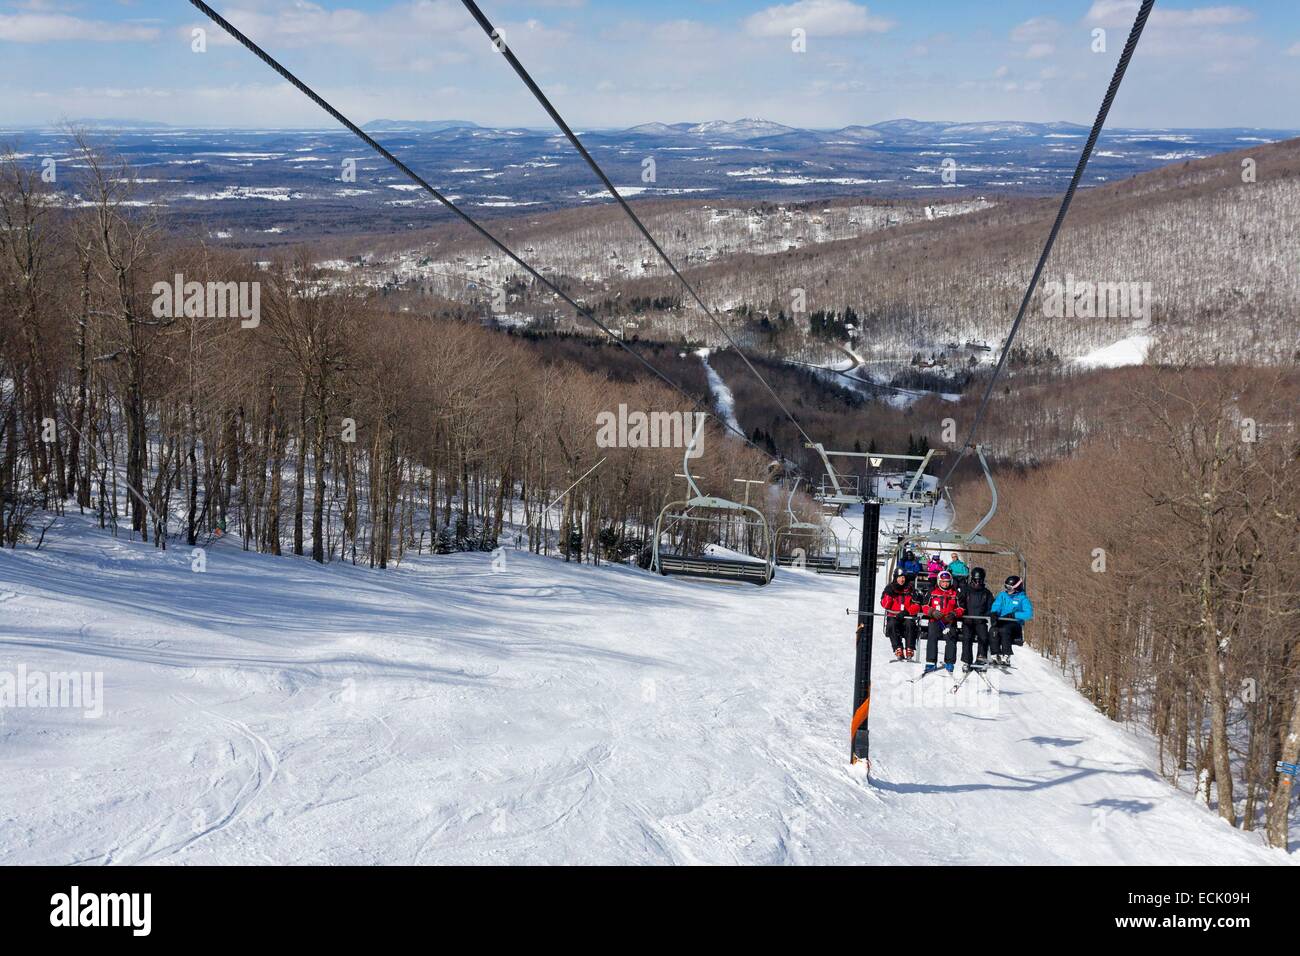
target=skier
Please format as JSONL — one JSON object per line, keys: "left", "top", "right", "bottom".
{"left": 958, "top": 566, "right": 994, "bottom": 670}
{"left": 922, "top": 569, "right": 964, "bottom": 673}
{"left": 989, "top": 575, "right": 1033, "bottom": 668}
{"left": 947, "top": 552, "right": 969, "bottom": 580}
{"left": 899, "top": 550, "right": 923, "bottom": 578}
{"left": 881, "top": 569, "right": 920, "bottom": 661}
{"left": 925, "top": 554, "right": 947, "bottom": 581}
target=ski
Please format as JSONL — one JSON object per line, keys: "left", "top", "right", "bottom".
{"left": 909, "top": 666, "right": 947, "bottom": 684}
{"left": 954, "top": 666, "right": 998, "bottom": 693}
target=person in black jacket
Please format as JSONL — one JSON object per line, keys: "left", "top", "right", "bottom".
{"left": 958, "top": 566, "right": 995, "bottom": 670}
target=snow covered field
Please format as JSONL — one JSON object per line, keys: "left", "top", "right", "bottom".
{"left": 0, "top": 514, "right": 1290, "bottom": 865}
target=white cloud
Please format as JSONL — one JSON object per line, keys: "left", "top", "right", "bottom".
{"left": 1010, "top": 17, "right": 1060, "bottom": 61}
{"left": 180, "top": 1, "right": 570, "bottom": 74}
{"left": 1011, "top": 17, "right": 1062, "bottom": 43}
{"left": 69, "top": 86, "right": 174, "bottom": 100}
{"left": 0, "top": 13, "right": 160, "bottom": 42}
{"left": 1084, "top": 1, "right": 1259, "bottom": 60}
{"left": 1085, "top": 1, "right": 1253, "bottom": 29}
{"left": 743, "top": 0, "right": 893, "bottom": 39}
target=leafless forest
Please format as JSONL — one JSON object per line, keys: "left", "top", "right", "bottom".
{"left": 968, "top": 368, "right": 1299, "bottom": 846}
{"left": 0, "top": 143, "right": 795, "bottom": 571}
{"left": 318, "top": 139, "right": 1300, "bottom": 371}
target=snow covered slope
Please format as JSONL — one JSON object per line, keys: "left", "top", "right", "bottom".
{"left": 0, "top": 515, "right": 1289, "bottom": 865}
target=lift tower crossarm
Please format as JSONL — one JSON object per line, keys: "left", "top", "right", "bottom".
{"left": 803, "top": 444, "right": 938, "bottom": 508}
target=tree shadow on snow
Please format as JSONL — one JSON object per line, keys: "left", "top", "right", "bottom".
{"left": 872, "top": 757, "right": 1164, "bottom": 795}
{"left": 1084, "top": 797, "right": 1156, "bottom": 814}
{"left": 1024, "top": 736, "right": 1085, "bottom": 747}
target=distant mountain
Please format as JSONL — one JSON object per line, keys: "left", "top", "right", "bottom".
{"left": 623, "top": 118, "right": 799, "bottom": 141}
{"left": 868, "top": 118, "right": 947, "bottom": 138}
{"left": 830, "top": 125, "right": 885, "bottom": 142}
{"left": 686, "top": 118, "right": 798, "bottom": 140}
{"left": 363, "top": 119, "right": 481, "bottom": 132}
{"left": 624, "top": 122, "right": 684, "bottom": 135}
{"left": 67, "top": 118, "right": 172, "bottom": 130}
{"left": 867, "top": 118, "right": 1093, "bottom": 139}
{"left": 614, "top": 117, "right": 1106, "bottom": 145}
{"left": 941, "top": 120, "right": 1089, "bottom": 137}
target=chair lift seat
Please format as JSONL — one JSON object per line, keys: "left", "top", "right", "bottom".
{"left": 657, "top": 552, "right": 773, "bottom": 585}
{"left": 651, "top": 422, "right": 776, "bottom": 587}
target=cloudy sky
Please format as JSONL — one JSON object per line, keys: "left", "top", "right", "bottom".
{"left": 1, "top": 0, "right": 1297, "bottom": 129}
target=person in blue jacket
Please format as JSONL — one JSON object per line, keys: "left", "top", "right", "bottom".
{"left": 989, "top": 575, "right": 1033, "bottom": 668}
{"left": 899, "top": 550, "right": 923, "bottom": 578}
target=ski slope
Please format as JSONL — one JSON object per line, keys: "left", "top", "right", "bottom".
{"left": 0, "top": 513, "right": 1289, "bottom": 865}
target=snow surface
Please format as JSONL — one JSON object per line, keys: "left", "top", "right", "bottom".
{"left": 0, "top": 510, "right": 1290, "bottom": 865}
{"left": 696, "top": 349, "right": 744, "bottom": 437}
{"left": 1074, "top": 334, "right": 1152, "bottom": 369}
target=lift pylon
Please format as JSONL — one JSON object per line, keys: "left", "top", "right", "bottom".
{"left": 804, "top": 444, "right": 942, "bottom": 768}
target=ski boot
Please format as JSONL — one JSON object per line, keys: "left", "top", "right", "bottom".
{"left": 944, "top": 663, "right": 955, "bottom": 674}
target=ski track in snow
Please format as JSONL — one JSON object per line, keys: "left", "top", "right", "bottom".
{"left": 696, "top": 349, "right": 743, "bottom": 437}
{"left": 0, "top": 511, "right": 1291, "bottom": 865}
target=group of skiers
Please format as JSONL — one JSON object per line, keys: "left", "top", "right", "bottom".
{"left": 880, "top": 549, "right": 1034, "bottom": 675}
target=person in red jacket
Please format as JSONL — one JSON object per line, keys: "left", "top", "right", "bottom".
{"left": 922, "top": 570, "right": 964, "bottom": 673}
{"left": 880, "top": 569, "right": 920, "bottom": 660}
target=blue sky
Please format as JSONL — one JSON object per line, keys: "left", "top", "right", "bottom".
{"left": 1, "top": 1, "right": 1297, "bottom": 129}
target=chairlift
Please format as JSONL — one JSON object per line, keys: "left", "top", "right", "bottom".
{"left": 890, "top": 446, "right": 1028, "bottom": 586}
{"left": 651, "top": 418, "right": 775, "bottom": 586}
{"left": 775, "top": 479, "right": 841, "bottom": 573}
{"left": 827, "top": 523, "right": 862, "bottom": 577}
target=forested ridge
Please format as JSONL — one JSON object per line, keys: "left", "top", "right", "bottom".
{"left": 0, "top": 143, "right": 789, "bottom": 565}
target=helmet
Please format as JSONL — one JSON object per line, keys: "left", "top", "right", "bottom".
{"left": 894, "top": 569, "right": 907, "bottom": 581}
{"left": 937, "top": 570, "right": 953, "bottom": 586}
{"left": 1004, "top": 575, "right": 1023, "bottom": 592}
{"left": 970, "top": 567, "right": 986, "bottom": 584}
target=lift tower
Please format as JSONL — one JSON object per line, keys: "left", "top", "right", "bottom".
{"left": 805, "top": 444, "right": 938, "bottom": 768}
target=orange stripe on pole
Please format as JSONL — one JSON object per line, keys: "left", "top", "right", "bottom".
{"left": 850, "top": 693, "right": 870, "bottom": 739}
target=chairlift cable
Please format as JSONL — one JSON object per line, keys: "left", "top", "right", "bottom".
{"left": 784, "top": 356, "right": 934, "bottom": 399}
{"left": 185, "top": 0, "right": 774, "bottom": 461}
{"left": 936, "top": 0, "right": 1155, "bottom": 492}
{"left": 459, "top": 0, "right": 820, "bottom": 452}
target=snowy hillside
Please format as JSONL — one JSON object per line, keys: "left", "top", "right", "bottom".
{"left": 0, "top": 515, "right": 1289, "bottom": 865}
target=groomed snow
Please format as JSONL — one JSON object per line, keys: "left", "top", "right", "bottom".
{"left": 696, "top": 349, "right": 744, "bottom": 437}
{"left": 1074, "top": 334, "right": 1152, "bottom": 369}
{"left": 0, "top": 514, "right": 1289, "bottom": 865}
